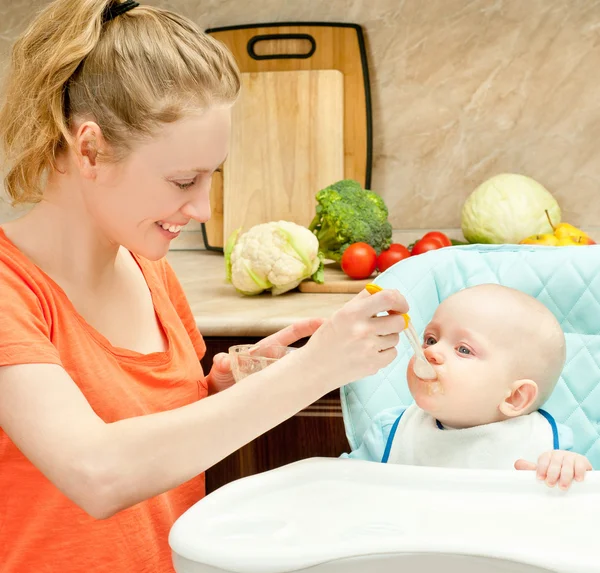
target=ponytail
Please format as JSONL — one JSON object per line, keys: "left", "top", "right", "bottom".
{"left": 0, "top": 0, "right": 240, "bottom": 205}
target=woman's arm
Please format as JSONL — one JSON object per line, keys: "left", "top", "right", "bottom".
{"left": 0, "top": 354, "right": 323, "bottom": 518}
{"left": 0, "top": 287, "right": 406, "bottom": 519}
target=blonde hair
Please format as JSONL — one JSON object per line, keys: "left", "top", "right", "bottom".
{"left": 0, "top": 0, "right": 240, "bottom": 205}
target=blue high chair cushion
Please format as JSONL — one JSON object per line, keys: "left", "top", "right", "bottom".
{"left": 340, "top": 244, "right": 600, "bottom": 469}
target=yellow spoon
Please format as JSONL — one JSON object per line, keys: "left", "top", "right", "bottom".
{"left": 365, "top": 283, "right": 437, "bottom": 381}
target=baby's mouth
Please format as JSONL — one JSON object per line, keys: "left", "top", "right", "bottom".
{"left": 416, "top": 372, "right": 443, "bottom": 396}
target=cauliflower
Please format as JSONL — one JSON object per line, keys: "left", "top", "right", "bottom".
{"left": 224, "top": 221, "right": 325, "bottom": 296}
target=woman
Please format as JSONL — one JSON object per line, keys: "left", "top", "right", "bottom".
{"left": 0, "top": 1, "right": 407, "bottom": 571}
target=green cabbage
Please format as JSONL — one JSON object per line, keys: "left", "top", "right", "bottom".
{"left": 461, "top": 173, "right": 562, "bottom": 244}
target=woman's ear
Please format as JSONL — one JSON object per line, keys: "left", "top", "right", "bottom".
{"left": 499, "top": 379, "right": 539, "bottom": 417}
{"left": 74, "top": 121, "right": 105, "bottom": 178}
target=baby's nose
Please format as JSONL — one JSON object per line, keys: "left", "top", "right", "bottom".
{"left": 424, "top": 347, "right": 444, "bottom": 365}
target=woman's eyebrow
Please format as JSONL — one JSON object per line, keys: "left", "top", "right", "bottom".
{"left": 182, "top": 156, "right": 228, "bottom": 173}
{"left": 174, "top": 167, "right": 211, "bottom": 173}
{"left": 173, "top": 165, "right": 223, "bottom": 174}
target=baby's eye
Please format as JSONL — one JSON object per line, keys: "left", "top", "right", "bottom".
{"left": 173, "top": 180, "right": 196, "bottom": 190}
{"left": 457, "top": 345, "right": 472, "bottom": 355}
{"left": 424, "top": 336, "right": 437, "bottom": 346}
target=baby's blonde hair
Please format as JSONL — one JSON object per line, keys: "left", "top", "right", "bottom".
{"left": 0, "top": 0, "right": 241, "bottom": 205}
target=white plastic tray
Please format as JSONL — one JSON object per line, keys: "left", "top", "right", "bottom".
{"left": 169, "top": 457, "right": 600, "bottom": 573}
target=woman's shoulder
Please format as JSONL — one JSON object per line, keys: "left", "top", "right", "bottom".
{"left": 0, "top": 226, "right": 56, "bottom": 302}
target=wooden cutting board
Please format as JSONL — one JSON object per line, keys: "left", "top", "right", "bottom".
{"left": 298, "top": 264, "right": 373, "bottom": 293}
{"left": 202, "top": 23, "right": 372, "bottom": 251}
{"left": 223, "top": 69, "right": 344, "bottom": 245}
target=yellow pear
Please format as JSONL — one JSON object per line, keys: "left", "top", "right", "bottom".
{"left": 520, "top": 233, "right": 559, "bottom": 246}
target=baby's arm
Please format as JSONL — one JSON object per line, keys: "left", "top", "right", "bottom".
{"left": 515, "top": 451, "right": 592, "bottom": 490}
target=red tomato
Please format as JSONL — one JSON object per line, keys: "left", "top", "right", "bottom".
{"left": 420, "top": 231, "right": 452, "bottom": 247}
{"left": 341, "top": 242, "right": 377, "bottom": 279}
{"left": 387, "top": 243, "right": 408, "bottom": 252}
{"left": 377, "top": 245, "right": 411, "bottom": 272}
{"left": 411, "top": 231, "right": 452, "bottom": 255}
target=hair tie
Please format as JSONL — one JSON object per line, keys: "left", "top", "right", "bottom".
{"left": 102, "top": 1, "right": 140, "bottom": 23}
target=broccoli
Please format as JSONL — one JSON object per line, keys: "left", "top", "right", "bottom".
{"left": 308, "top": 179, "right": 393, "bottom": 261}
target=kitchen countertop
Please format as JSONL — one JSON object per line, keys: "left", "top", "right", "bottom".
{"left": 167, "top": 224, "right": 600, "bottom": 337}
{"left": 167, "top": 250, "right": 356, "bottom": 337}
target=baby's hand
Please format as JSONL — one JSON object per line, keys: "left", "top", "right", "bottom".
{"left": 515, "top": 450, "right": 592, "bottom": 490}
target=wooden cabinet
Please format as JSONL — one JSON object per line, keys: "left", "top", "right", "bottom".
{"left": 201, "top": 337, "right": 350, "bottom": 494}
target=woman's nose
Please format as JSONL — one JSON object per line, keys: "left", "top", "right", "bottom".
{"left": 424, "top": 347, "right": 444, "bottom": 365}
{"left": 180, "top": 182, "right": 212, "bottom": 222}
{"left": 180, "top": 199, "right": 211, "bottom": 222}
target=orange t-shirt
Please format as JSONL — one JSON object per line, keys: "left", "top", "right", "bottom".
{"left": 0, "top": 229, "right": 208, "bottom": 573}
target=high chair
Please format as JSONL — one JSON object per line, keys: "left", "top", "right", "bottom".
{"left": 170, "top": 244, "right": 600, "bottom": 573}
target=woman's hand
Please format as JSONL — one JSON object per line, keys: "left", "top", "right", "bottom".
{"left": 206, "top": 318, "right": 325, "bottom": 394}
{"left": 207, "top": 286, "right": 409, "bottom": 396}
{"left": 300, "top": 287, "right": 409, "bottom": 393}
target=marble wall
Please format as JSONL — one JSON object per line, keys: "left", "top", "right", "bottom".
{"left": 2, "top": 0, "right": 600, "bottom": 247}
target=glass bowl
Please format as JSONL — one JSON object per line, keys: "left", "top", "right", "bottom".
{"left": 228, "top": 344, "right": 296, "bottom": 382}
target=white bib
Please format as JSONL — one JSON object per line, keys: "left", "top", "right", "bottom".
{"left": 385, "top": 405, "right": 558, "bottom": 470}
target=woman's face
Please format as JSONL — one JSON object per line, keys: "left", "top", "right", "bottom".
{"left": 79, "top": 105, "right": 231, "bottom": 260}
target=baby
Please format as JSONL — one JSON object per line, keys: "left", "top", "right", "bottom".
{"left": 344, "top": 283, "right": 592, "bottom": 490}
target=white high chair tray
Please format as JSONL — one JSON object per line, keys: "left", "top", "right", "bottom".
{"left": 169, "top": 457, "right": 600, "bottom": 573}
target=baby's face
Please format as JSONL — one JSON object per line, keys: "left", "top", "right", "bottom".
{"left": 407, "top": 290, "right": 521, "bottom": 428}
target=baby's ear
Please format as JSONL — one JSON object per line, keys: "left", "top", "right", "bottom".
{"left": 498, "top": 379, "right": 538, "bottom": 417}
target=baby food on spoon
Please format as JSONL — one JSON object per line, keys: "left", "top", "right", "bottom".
{"left": 365, "top": 283, "right": 442, "bottom": 395}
